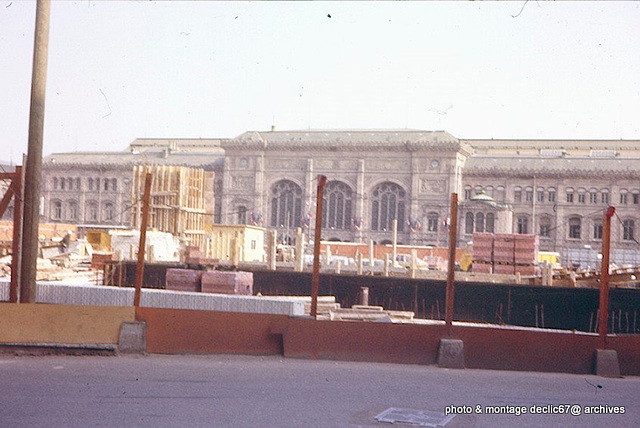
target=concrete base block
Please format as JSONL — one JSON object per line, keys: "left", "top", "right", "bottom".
{"left": 118, "top": 322, "right": 146, "bottom": 354}
{"left": 594, "top": 349, "right": 621, "bottom": 378}
{"left": 437, "top": 339, "right": 465, "bottom": 369}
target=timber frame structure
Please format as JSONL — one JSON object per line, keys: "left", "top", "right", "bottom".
{"left": 131, "top": 165, "right": 214, "bottom": 250}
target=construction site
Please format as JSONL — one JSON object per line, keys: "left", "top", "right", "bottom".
{"left": 2, "top": 159, "right": 640, "bottom": 378}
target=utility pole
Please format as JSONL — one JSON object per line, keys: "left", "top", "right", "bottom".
{"left": 445, "top": 193, "right": 459, "bottom": 334}
{"left": 20, "top": 0, "right": 51, "bottom": 303}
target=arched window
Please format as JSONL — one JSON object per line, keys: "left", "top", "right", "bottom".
{"left": 86, "top": 201, "right": 98, "bottom": 222}
{"left": 67, "top": 178, "right": 73, "bottom": 190}
{"left": 67, "top": 201, "right": 78, "bottom": 220}
{"left": 517, "top": 216, "right": 529, "bottom": 234}
{"left": 513, "top": 186, "right": 522, "bottom": 203}
{"left": 485, "top": 186, "right": 494, "bottom": 198}
{"left": 568, "top": 217, "right": 581, "bottom": 239}
{"left": 270, "top": 180, "right": 302, "bottom": 228}
{"left": 88, "top": 178, "right": 94, "bottom": 191}
{"left": 104, "top": 202, "right": 114, "bottom": 221}
{"left": 370, "top": 182, "right": 406, "bottom": 231}
{"left": 60, "top": 178, "right": 66, "bottom": 191}
{"left": 112, "top": 178, "right": 118, "bottom": 192}
{"left": 237, "top": 206, "right": 247, "bottom": 224}
{"left": 475, "top": 212, "right": 485, "bottom": 233}
{"left": 566, "top": 187, "right": 574, "bottom": 203}
{"left": 53, "top": 177, "right": 58, "bottom": 190}
{"left": 485, "top": 213, "right": 495, "bottom": 233}
{"left": 75, "top": 177, "right": 81, "bottom": 190}
{"left": 496, "top": 185, "right": 506, "bottom": 202}
{"left": 104, "top": 179, "right": 110, "bottom": 191}
{"left": 322, "top": 181, "right": 353, "bottom": 230}
{"left": 51, "top": 200, "right": 62, "bottom": 220}
{"left": 539, "top": 217, "right": 552, "bottom": 238}
{"left": 465, "top": 212, "right": 474, "bottom": 234}
{"left": 427, "top": 212, "right": 439, "bottom": 232}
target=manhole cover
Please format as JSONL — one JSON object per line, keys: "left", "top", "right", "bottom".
{"left": 375, "top": 407, "right": 455, "bottom": 427}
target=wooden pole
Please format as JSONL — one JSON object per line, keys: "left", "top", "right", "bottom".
{"left": 134, "top": 173, "right": 152, "bottom": 307}
{"left": 10, "top": 166, "right": 23, "bottom": 303}
{"left": 20, "top": 0, "right": 50, "bottom": 303}
{"left": 310, "top": 175, "right": 327, "bottom": 318}
{"left": 445, "top": 193, "right": 459, "bottom": 333}
{"left": 598, "top": 206, "right": 615, "bottom": 349}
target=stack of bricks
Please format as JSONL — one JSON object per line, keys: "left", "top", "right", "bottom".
{"left": 91, "top": 252, "right": 115, "bottom": 270}
{"left": 472, "top": 233, "right": 539, "bottom": 277}
{"left": 165, "top": 268, "right": 203, "bottom": 292}
{"left": 201, "top": 271, "right": 253, "bottom": 295}
{"left": 471, "top": 233, "right": 494, "bottom": 273}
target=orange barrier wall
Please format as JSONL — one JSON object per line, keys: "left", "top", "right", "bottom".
{"left": 136, "top": 307, "right": 640, "bottom": 375}
{"left": 136, "top": 307, "right": 286, "bottom": 355}
{"left": 0, "top": 303, "right": 134, "bottom": 344}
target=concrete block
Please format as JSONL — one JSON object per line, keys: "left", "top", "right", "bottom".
{"left": 437, "top": 338, "right": 465, "bottom": 369}
{"left": 118, "top": 321, "right": 146, "bottom": 354}
{"left": 594, "top": 349, "right": 621, "bottom": 378}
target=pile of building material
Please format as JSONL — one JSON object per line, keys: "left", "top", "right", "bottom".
{"left": 130, "top": 165, "right": 214, "bottom": 250}
{"left": 201, "top": 271, "right": 253, "bottom": 295}
{"left": 165, "top": 268, "right": 203, "bottom": 292}
{"left": 110, "top": 229, "right": 181, "bottom": 262}
{"left": 256, "top": 295, "right": 341, "bottom": 317}
{"left": 329, "top": 305, "right": 415, "bottom": 323}
{"left": 165, "top": 268, "right": 253, "bottom": 296}
{"left": 472, "top": 232, "right": 539, "bottom": 276}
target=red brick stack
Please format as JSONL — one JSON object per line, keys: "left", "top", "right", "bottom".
{"left": 472, "top": 233, "right": 538, "bottom": 276}
{"left": 184, "top": 246, "right": 203, "bottom": 265}
{"left": 201, "top": 271, "right": 253, "bottom": 295}
{"left": 165, "top": 268, "right": 203, "bottom": 292}
{"left": 471, "top": 233, "right": 494, "bottom": 273}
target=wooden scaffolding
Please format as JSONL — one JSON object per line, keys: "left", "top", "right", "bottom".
{"left": 131, "top": 165, "right": 214, "bottom": 250}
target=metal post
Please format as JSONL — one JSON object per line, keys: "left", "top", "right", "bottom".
{"left": 598, "top": 206, "right": 615, "bottom": 350}
{"left": 134, "top": 173, "right": 152, "bottom": 307}
{"left": 20, "top": 0, "right": 51, "bottom": 303}
{"left": 10, "top": 166, "right": 23, "bottom": 303}
{"left": 445, "top": 193, "right": 459, "bottom": 333}
{"left": 310, "top": 175, "right": 327, "bottom": 318}
{"left": 392, "top": 219, "right": 398, "bottom": 267}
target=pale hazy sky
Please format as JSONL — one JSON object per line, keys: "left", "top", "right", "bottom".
{"left": 1, "top": 1, "right": 639, "bottom": 164}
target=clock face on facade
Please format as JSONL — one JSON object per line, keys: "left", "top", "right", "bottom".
{"left": 430, "top": 159, "right": 440, "bottom": 169}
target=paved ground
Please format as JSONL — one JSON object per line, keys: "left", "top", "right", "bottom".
{"left": 0, "top": 354, "right": 638, "bottom": 427}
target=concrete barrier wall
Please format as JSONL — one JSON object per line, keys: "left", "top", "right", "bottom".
{"left": 0, "top": 303, "right": 135, "bottom": 345}
{"left": 137, "top": 307, "right": 287, "bottom": 355}
{"left": 0, "top": 280, "right": 304, "bottom": 316}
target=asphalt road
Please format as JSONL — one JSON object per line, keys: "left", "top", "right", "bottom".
{"left": 0, "top": 354, "right": 638, "bottom": 427}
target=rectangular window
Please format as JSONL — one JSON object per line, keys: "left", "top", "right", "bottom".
{"left": 620, "top": 194, "right": 628, "bottom": 204}
{"left": 539, "top": 224, "right": 550, "bottom": 237}
{"left": 623, "top": 220, "right": 635, "bottom": 241}
{"left": 590, "top": 192, "right": 597, "bottom": 203}
{"left": 464, "top": 189, "right": 471, "bottom": 200}
{"left": 427, "top": 217, "right": 438, "bottom": 232}
{"left": 593, "top": 223, "right": 603, "bottom": 240}
{"left": 578, "top": 193, "right": 585, "bottom": 203}
{"left": 537, "top": 190, "right": 544, "bottom": 202}
{"left": 517, "top": 218, "right": 528, "bottom": 234}
{"left": 569, "top": 224, "right": 581, "bottom": 239}
{"left": 634, "top": 194, "right": 640, "bottom": 205}
{"left": 548, "top": 191, "right": 556, "bottom": 202}
{"left": 602, "top": 193, "right": 609, "bottom": 204}
{"left": 566, "top": 193, "right": 574, "bottom": 203}
{"left": 525, "top": 190, "right": 533, "bottom": 202}
{"left": 251, "top": 240, "right": 257, "bottom": 250}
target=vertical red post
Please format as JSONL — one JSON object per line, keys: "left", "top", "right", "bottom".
{"left": 445, "top": 193, "right": 459, "bottom": 334}
{"left": 598, "top": 206, "right": 615, "bottom": 349}
{"left": 10, "top": 166, "right": 23, "bottom": 303}
{"left": 310, "top": 175, "right": 327, "bottom": 318}
{"left": 134, "top": 172, "right": 152, "bottom": 308}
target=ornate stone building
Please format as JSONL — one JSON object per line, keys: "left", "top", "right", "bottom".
{"left": 39, "top": 130, "right": 640, "bottom": 266}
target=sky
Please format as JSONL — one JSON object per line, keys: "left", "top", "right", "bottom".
{"left": 1, "top": 1, "right": 639, "bottom": 164}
